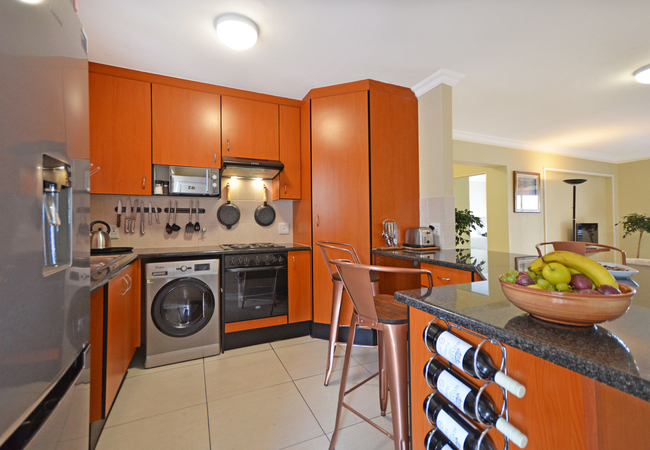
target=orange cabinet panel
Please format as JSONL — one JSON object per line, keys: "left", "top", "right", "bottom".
{"left": 105, "top": 273, "right": 126, "bottom": 414}
{"left": 288, "top": 251, "right": 312, "bottom": 323}
{"left": 222, "top": 96, "right": 279, "bottom": 161}
{"left": 152, "top": 84, "right": 221, "bottom": 168}
{"left": 421, "top": 262, "right": 472, "bottom": 287}
{"left": 89, "top": 73, "right": 151, "bottom": 195}
{"left": 273, "top": 105, "right": 301, "bottom": 199}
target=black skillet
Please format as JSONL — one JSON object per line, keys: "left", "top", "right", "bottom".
{"left": 254, "top": 185, "right": 275, "bottom": 226}
{"left": 217, "top": 183, "right": 240, "bottom": 229}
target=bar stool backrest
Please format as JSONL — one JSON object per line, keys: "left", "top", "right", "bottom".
{"left": 332, "top": 260, "right": 379, "bottom": 325}
{"left": 316, "top": 241, "right": 362, "bottom": 279}
{"left": 536, "top": 241, "right": 627, "bottom": 264}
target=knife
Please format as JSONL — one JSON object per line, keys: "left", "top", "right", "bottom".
{"left": 117, "top": 199, "right": 122, "bottom": 227}
{"left": 148, "top": 201, "right": 153, "bottom": 225}
{"left": 131, "top": 199, "right": 138, "bottom": 234}
{"left": 125, "top": 198, "right": 132, "bottom": 232}
{"left": 154, "top": 203, "right": 160, "bottom": 224}
{"left": 140, "top": 200, "right": 146, "bottom": 235}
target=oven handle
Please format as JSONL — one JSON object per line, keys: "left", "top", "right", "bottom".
{"left": 224, "top": 265, "right": 287, "bottom": 273}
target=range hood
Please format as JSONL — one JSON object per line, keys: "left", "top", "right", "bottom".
{"left": 221, "top": 157, "right": 284, "bottom": 179}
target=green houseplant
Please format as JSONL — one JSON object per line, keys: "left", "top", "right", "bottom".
{"left": 616, "top": 213, "right": 650, "bottom": 258}
{"left": 455, "top": 208, "right": 484, "bottom": 247}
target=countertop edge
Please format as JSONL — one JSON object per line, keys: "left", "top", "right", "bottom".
{"left": 372, "top": 249, "right": 483, "bottom": 275}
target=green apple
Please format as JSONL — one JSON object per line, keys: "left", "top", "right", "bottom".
{"left": 542, "top": 262, "right": 572, "bottom": 286}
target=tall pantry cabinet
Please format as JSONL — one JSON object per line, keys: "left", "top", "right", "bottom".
{"left": 306, "top": 81, "right": 420, "bottom": 327}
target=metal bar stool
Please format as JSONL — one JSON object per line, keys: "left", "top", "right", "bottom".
{"left": 329, "top": 259, "right": 433, "bottom": 450}
{"left": 316, "top": 241, "right": 380, "bottom": 386}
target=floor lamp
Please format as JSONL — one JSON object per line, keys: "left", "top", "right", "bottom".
{"left": 563, "top": 178, "right": 587, "bottom": 241}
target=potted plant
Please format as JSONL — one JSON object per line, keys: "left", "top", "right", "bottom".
{"left": 616, "top": 213, "right": 650, "bottom": 259}
{"left": 455, "top": 208, "right": 484, "bottom": 247}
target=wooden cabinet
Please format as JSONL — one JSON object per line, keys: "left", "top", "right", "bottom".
{"left": 222, "top": 96, "right": 279, "bottom": 161}
{"left": 273, "top": 105, "right": 301, "bottom": 200}
{"left": 89, "top": 73, "right": 151, "bottom": 195}
{"left": 309, "top": 82, "right": 419, "bottom": 326}
{"left": 288, "top": 250, "right": 312, "bottom": 323}
{"left": 152, "top": 84, "right": 221, "bottom": 168}
{"left": 420, "top": 262, "right": 473, "bottom": 287}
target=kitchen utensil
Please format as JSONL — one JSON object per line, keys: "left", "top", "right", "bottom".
{"left": 148, "top": 201, "right": 153, "bottom": 225}
{"left": 217, "top": 183, "right": 240, "bottom": 229}
{"left": 404, "top": 226, "right": 435, "bottom": 248}
{"left": 165, "top": 200, "right": 173, "bottom": 234}
{"left": 171, "top": 201, "right": 181, "bottom": 232}
{"left": 254, "top": 184, "right": 275, "bottom": 226}
{"left": 194, "top": 200, "right": 201, "bottom": 231}
{"left": 90, "top": 220, "right": 112, "bottom": 249}
{"left": 116, "top": 199, "right": 122, "bottom": 227}
{"left": 130, "top": 199, "right": 138, "bottom": 233}
{"left": 185, "top": 201, "right": 194, "bottom": 234}
{"left": 125, "top": 197, "right": 132, "bottom": 232}
{"left": 154, "top": 203, "right": 160, "bottom": 224}
{"left": 140, "top": 200, "right": 145, "bottom": 235}
{"left": 499, "top": 277, "right": 635, "bottom": 326}
{"left": 382, "top": 219, "right": 398, "bottom": 247}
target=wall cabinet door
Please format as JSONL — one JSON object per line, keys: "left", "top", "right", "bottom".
{"left": 89, "top": 73, "right": 151, "bottom": 195}
{"left": 222, "top": 96, "right": 279, "bottom": 161}
{"left": 152, "top": 84, "right": 221, "bottom": 168}
{"left": 311, "top": 91, "right": 370, "bottom": 324}
{"left": 273, "top": 105, "right": 301, "bottom": 199}
{"left": 288, "top": 251, "right": 312, "bottom": 323}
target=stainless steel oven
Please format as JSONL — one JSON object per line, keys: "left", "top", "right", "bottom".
{"left": 221, "top": 252, "right": 288, "bottom": 323}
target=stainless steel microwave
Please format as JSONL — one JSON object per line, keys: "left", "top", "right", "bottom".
{"left": 153, "top": 165, "right": 221, "bottom": 197}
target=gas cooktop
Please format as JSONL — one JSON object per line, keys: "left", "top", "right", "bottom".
{"left": 220, "top": 243, "right": 286, "bottom": 251}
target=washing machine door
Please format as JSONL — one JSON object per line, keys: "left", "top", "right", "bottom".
{"left": 151, "top": 277, "right": 215, "bottom": 337}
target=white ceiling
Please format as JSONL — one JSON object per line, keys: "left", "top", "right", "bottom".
{"left": 78, "top": 0, "right": 650, "bottom": 163}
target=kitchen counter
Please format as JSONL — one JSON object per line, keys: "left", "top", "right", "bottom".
{"left": 394, "top": 250, "right": 650, "bottom": 402}
{"left": 372, "top": 247, "right": 488, "bottom": 278}
{"left": 90, "top": 243, "right": 311, "bottom": 293}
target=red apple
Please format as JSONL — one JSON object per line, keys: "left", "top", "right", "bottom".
{"left": 578, "top": 289, "right": 602, "bottom": 295}
{"left": 596, "top": 285, "right": 622, "bottom": 295}
{"left": 570, "top": 274, "right": 593, "bottom": 291}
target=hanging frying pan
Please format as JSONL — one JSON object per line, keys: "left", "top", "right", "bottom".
{"left": 255, "top": 184, "right": 276, "bottom": 226}
{"left": 217, "top": 183, "right": 240, "bottom": 229}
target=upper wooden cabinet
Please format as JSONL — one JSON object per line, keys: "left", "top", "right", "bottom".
{"left": 89, "top": 73, "right": 151, "bottom": 195}
{"left": 273, "top": 105, "right": 301, "bottom": 200}
{"left": 222, "top": 96, "right": 279, "bottom": 161}
{"left": 152, "top": 84, "right": 221, "bottom": 168}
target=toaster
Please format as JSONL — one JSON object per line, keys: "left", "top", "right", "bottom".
{"left": 404, "top": 227, "right": 435, "bottom": 248}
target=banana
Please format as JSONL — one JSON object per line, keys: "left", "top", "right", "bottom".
{"left": 567, "top": 267, "right": 581, "bottom": 275}
{"left": 541, "top": 251, "right": 617, "bottom": 287}
{"left": 528, "top": 257, "right": 547, "bottom": 274}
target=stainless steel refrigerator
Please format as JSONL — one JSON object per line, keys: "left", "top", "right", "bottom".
{"left": 0, "top": 0, "right": 90, "bottom": 449}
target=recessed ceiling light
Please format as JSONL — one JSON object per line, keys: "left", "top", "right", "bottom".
{"left": 633, "top": 64, "right": 650, "bottom": 84}
{"left": 215, "top": 14, "right": 259, "bottom": 51}
{"left": 18, "top": 0, "right": 44, "bottom": 4}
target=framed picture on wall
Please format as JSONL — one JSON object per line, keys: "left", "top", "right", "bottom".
{"left": 514, "top": 171, "right": 541, "bottom": 213}
{"left": 515, "top": 255, "right": 538, "bottom": 272}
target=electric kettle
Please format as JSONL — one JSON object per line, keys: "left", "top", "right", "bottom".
{"left": 90, "top": 220, "right": 112, "bottom": 249}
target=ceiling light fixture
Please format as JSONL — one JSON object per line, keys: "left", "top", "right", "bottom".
{"left": 633, "top": 64, "right": 650, "bottom": 84}
{"left": 215, "top": 14, "right": 259, "bottom": 50}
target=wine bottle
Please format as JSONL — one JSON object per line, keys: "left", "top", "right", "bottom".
{"left": 425, "top": 428, "right": 457, "bottom": 450}
{"left": 423, "top": 393, "right": 496, "bottom": 450}
{"left": 423, "top": 322, "right": 526, "bottom": 398}
{"left": 425, "top": 358, "right": 528, "bottom": 449}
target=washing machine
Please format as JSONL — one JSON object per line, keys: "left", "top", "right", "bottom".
{"left": 145, "top": 258, "right": 220, "bottom": 368}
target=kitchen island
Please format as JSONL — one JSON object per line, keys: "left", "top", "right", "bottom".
{"left": 389, "top": 249, "right": 650, "bottom": 450}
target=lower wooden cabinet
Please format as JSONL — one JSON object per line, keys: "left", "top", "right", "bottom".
{"left": 421, "top": 262, "right": 473, "bottom": 287}
{"left": 288, "top": 250, "right": 311, "bottom": 323}
{"left": 90, "top": 261, "right": 141, "bottom": 423}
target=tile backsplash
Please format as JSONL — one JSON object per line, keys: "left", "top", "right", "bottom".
{"left": 90, "top": 179, "right": 293, "bottom": 249}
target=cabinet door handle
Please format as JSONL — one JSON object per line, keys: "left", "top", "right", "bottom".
{"left": 437, "top": 276, "right": 451, "bottom": 282}
{"left": 142, "top": 177, "right": 146, "bottom": 189}
{"left": 284, "top": 183, "right": 287, "bottom": 194}
{"left": 293, "top": 256, "right": 296, "bottom": 268}
{"left": 122, "top": 277, "right": 128, "bottom": 295}
{"left": 214, "top": 151, "right": 217, "bottom": 163}
{"left": 124, "top": 274, "right": 132, "bottom": 294}
{"left": 227, "top": 140, "right": 230, "bottom": 152}
{"left": 316, "top": 215, "right": 319, "bottom": 227}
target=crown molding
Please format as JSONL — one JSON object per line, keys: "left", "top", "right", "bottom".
{"left": 452, "top": 130, "right": 632, "bottom": 164}
{"left": 411, "top": 69, "right": 466, "bottom": 97}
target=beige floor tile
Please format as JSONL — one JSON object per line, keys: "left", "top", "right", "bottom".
{"left": 204, "top": 349, "right": 291, "bottom": 401}
{"left": 97, "top": 405, "right": 210, "bottom": 450}
{"left": 295, "top": 365, "right": 390, "bottom": 434}
{"left": 127, "top": 353, "right": 203, "bottom": 379}
{"left": 350, "top": 345, "right": 379, "bottom": 365}
{"left": 271, "top": 335, "right": 317, "bottom": 349}
{"left": 326, "top": 414, "right": 395, "bottom": 450}
{"left": 105, "top": 364, "right": 206, "bottom": 427}
{"left": 282, "top": 434, "right": 331, "bottom": 450}
{"left": 208, "top": 382, "right": 323, "bottom": 449}
{"left": 204, "top": 342, "right": 272, "bottom": 363}
{"left": 274, "top": 339, "right": 357, "bottom": 380}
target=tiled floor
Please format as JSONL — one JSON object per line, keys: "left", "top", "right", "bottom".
{"left": 96, "top": 337, "right": 395, "bottom": 450}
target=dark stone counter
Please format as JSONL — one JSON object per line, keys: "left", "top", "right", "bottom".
{"left": 372, "top": 248, "right": 488, "bottom": 278}
{"left": 393, "top": 250, "right": 650, "bottom": 401}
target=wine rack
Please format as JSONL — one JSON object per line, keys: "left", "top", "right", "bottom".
{"left": 422, "top": 317, "right": 515, "bottom": 450}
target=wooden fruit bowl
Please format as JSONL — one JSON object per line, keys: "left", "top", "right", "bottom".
{"left": 499, "top": 278, "right": 635, "bottom": 326}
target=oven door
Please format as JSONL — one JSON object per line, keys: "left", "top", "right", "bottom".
{"left": 223, "top": 266, "right": 288, "bottom": 323}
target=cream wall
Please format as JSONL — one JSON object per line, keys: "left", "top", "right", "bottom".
{"left": 454, "top": 140, "right": 619, "bottom": 255}
{"left": 617, "top": 159, "right": 650, "bottom": 259}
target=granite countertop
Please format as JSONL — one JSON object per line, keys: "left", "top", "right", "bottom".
{"left": 394, "top": 250, "right": 650, "bottom": 402}
{"left": 372, "top": 247, "right": 488, "bottom": 278}
{"left": 90, "top": 243, "right": 311, "bottom": 292}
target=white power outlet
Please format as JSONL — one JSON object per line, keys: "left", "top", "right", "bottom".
{"left": 429, "top": 223, "right": 441, "bottom": 237}
{"left": 278, "top": 223, "right": 289, "bottom": 235}
{"left": 109, "top": 227, "right": 119, "bottom": 239}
